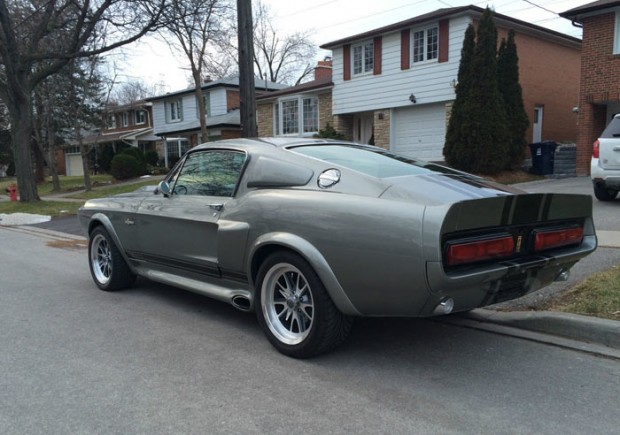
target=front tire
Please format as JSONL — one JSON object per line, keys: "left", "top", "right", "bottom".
{"left": 256, "top": 251, "right": 353, "bottom": 358}
{"left": 593, "top": 182, "right": 618, "bottom": 201}
{"left": 89, "top": 226, "right": 136, "bottom": 291}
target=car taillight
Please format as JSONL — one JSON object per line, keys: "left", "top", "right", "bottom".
{"left": 593, "top": 140, "right": 600, "bottom": 158}
{"left": 446, "top": 235, "right": 514, "bottom": 266}
{"left": 533, "top": 227, "right": 583, "bottom": 252}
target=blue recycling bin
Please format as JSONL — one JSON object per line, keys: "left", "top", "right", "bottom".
{"left": 529, "top": 141, "right": 557, "bottom": 175}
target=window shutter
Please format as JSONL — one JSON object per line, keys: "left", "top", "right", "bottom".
{"left": 401, "top": 29, "right": 410, "bottom": 70}
{"left": 439, "top": 19, "right": 449, "bottom": 63}
{"left": 373, "top": 36, "right": 382, "bottom": 75}
{"left": 343, "top": 44, "right": 351, "bottom": 81}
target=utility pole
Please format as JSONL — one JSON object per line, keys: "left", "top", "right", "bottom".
{"left": 237, "top": 0, "right": 257, "bottom": 137}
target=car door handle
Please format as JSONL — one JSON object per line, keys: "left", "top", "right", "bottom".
{"left": 208, "top": 203, "right": 224, "bottom": 211}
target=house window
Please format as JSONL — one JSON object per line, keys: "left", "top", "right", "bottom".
{"left": 107, "top": 114, "right": 116, "bottom": 129}
{"left": 281, "top": 99, "right": 298, "bottom": 134}
{"left": 166, "top": 99, "right": 183, "bottom": 123}
{"left": 196, "top": 92, "right": 211, "bottom": 117}
{"left": 135, "top": 110, "right": 146, "bottom": 125}
{"left": 166, "top": 139, "right": 190, "bottom": 165}
{"left": 121, "top": 112, "right": 129, "bottom": 127}
{"left": 412, "top": 26, "right": 438, "bottom": 63}
{"left": 273, "top": 96, "right": 319, "bottom": 136}
{"left": 352, "top": 41, "right": 374, "bottom": 75}
{"left": 302, "top": 98, "right": 318, "bottom": 133}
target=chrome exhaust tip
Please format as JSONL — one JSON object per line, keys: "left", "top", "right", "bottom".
{"left": 433, "top": 298, "right": 454, "bottom": 315}
{"left": 555, "top": 269, "right": 570, "bottom": 282}
{"left": 231, "top": 295, "right": 252, "bottom": 312}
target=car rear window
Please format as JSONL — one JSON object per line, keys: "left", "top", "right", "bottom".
{"left": 601, "top": 116, "right": 620, "bottom": 138}
{"left": 290, "top": 144, "right": 460, "bottom": 179}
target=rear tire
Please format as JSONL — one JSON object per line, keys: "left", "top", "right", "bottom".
{"left": 255, "top": 251, "right": 353, "bottom": 358}
{"left": 593, "top": 182, "right": 618, "bottom": 201}
{"left": 89, "top": 226, "right": 136, "bottom": 291}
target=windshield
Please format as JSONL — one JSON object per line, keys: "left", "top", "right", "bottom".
{"left": 291, "top": 144, "right": 462, "bottom": 179}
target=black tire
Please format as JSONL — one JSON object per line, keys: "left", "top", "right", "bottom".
{"left": 255, "top": 251, "right": 353, "bottom": 358}
{"left": 88, "top": 226, "right": 136, "bottom": 291}
{"left": 593, "top": 182, "right": 618, "bottom": 201}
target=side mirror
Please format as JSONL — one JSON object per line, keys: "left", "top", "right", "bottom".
{"left": 158, "top": 181, "right": 171, "bottom": 197}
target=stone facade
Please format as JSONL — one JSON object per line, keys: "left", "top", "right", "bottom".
{"left": 257, "top": 103, "right": 274, "bottom": 136}
{"left": 373, "top": 110, "right": 390, "bottom": 150}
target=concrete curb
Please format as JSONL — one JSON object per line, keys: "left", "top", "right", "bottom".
{"left": 466, "top": 309, "right": 620, "bottom": 350}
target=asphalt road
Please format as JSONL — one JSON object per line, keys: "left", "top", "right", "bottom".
{"left": 1, "top": 226, "right": 619, "bottom": 434}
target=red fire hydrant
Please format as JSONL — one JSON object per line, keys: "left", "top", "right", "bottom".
{"left": 6, "top": 183, "right": 17, "bottom": 202}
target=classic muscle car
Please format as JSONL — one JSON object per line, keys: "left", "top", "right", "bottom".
{"left": 78, "top": 138, "right": 596, "bottom": 358}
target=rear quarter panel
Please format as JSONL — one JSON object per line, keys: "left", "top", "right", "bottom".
{"left": 226, "top": 189, "right": 428, "bottom": 316}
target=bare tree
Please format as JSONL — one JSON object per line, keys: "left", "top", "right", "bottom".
{"left": 201, "top": 0, "right": 317, "bottom": 86}
{"left": 161, "top": 0, "right": 231, "bottom": 143}
{"left": 252, "top": 1, "right": 316, "bottom": 85}
{"left": 110, "top": 80, "right": 155, "bottom": 105}
{"left": 0, "top": 0, "right": 167, "bottom": 202}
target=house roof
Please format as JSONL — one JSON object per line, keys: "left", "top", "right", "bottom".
{"left": 147, "top": 76, "right": 288, "bottom": 101}
{"left": 76, "top": 128, "right": 156, "bottom": 146}
{"left": 560, "top": 0, "right": 620, "bottom": 22}
{"left": 256, "top": 76, "right": 333, "bottom": 101}
{"left": 320, "top": 5, "right": 581, "bottom": 49}
{"left": 105, "top": 100, "right": 152, "bottom": 112}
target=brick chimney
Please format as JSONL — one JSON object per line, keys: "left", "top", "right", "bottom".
{"left": 314, "top": 56, "right": 333, "bottom": 81}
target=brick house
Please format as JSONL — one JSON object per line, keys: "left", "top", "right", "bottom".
{"left": 319, "top": 5, "right": 581, "bottom": 162}
{"left": 560, "top": 0, "right": 620, "bottom": 175}
{"left": 257, "top": 60, "right": 334, "bottom": 137}
{"left": 64, "top": 101, "right": 160, "bottom": 176}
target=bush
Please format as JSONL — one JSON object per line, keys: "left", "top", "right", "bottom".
{"left": 110, "top": 154, "right": 143, "bottom": 180}
{"left": 97, "top": 145, "right": 115, "bottom": 172}
{"left": 144, "top": 150, "right": 159, "bottom": 166}
{"left": 120, "top": 147, "right": 146, "bottom": 174}
{"left": 314, "top": 123, "right": 345, "bottom": 140}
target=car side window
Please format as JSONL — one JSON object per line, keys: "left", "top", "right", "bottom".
{"left": 173, "top": 150, "right": 246, "bottom": 197}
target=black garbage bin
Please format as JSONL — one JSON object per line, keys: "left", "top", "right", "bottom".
{"left": 529, "top": 141, "right": 557, "bottom": 175}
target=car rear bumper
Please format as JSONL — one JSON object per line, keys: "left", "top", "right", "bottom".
{"left": 591, "top": 158, "right": 620, "bottom": 189}
{"left": 421, "top": 234, "right": 597, "bottom": 316}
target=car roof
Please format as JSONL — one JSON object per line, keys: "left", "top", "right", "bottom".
{"left": 192, "top": 137, "right": 361, "bottom": 150}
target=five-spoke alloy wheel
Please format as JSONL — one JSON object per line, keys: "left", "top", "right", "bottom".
{"left": 256, "top": 251, "right": 352, "bottom": 358}
{"left": 89, "top": 227, "right": 135, "bottom": 291}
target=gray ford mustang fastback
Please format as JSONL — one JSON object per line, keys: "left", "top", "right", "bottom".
{"left": 78, "top": 138, "right": 596, "bottom": 358}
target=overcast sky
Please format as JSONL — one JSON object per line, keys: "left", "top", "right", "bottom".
{"left": 106, "top": 0, "right": 592, "bottom": 93}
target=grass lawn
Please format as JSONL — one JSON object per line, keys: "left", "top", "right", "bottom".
{"left": 0, "top": 200, "right": 82, "bottom": 217}
{"left": 546, "top": 266, "right": 620, "bottom": 321}
{"left": 0, "top": 175, "right": 159, "bottom": 216}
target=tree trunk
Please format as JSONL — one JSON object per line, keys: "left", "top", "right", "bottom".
{"left": 46, "top": 112, "right": 61, "bottom": 192}
{"left": 76, "top": 125, "right": 92, "bottom": 191}
{"left": 194, "top": 71, "right": 209, "bottom": 143}
{"left": 10, "top": 96, "right": 40, "bottom": 202}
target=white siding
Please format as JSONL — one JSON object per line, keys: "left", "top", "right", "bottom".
{"left": 331, "top": 16, "right": 470, "bottom": 115}
{"left": 152, "top": 87, "right": 229, "bottom": 136}
{"left": 392, "top": 103, "right": 446, "bottom": 161}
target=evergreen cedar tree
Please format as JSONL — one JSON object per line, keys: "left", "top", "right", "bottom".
{"left": 444, "top": 8, "right": 527, "bottom": 175}
{"left": 498, "top": 30, "right": 530, "bottom": 169}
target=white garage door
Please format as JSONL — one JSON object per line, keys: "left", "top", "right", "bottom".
{"left": 66, "top": 154, "right": 84, "bottom": 176}
{"left": 392, "top": 103, "right": 446, "bottom": 162}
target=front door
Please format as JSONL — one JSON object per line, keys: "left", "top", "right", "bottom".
{"left": 353, "top": 113, "right": 374, "bottom": 144}
{"left": 136, "top": 149, "right": 247, "bottom": 277}
{"left": 533, "top": 106, "right": 543, "bottom": 143}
